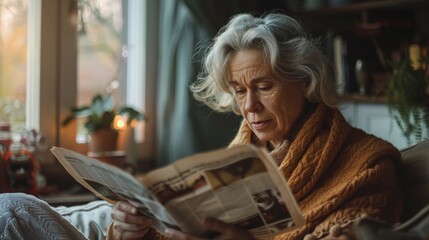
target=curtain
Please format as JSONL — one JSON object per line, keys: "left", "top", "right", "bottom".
{"left": 155, "top": 0, "right": 282, "bottom": 166}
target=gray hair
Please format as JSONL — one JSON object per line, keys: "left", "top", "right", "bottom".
{"left": 191, "top": 13, "right": 340, "bottom": 115}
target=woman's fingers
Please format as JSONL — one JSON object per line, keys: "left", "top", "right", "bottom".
{"left": 111, "top": 207, "right": 152, "bottom": 226}
{"left": 204, "top": 217, "right": 254, "bottom": 240}
{"left": 166, "top": 228, "right": 202, "bottom": 240}
{"left": 112, "top": 218, "right": 151, "bottom": 232}
{"left": 112, "top": 225, "right": 150, "bottom": 240}
{"left": 111, "top": 201, "right": 153, "bottom": 239}
{"left": 166, "top": 218, "right": 255, "bottom": 240}
{"left": 115, "top": 201, "right": 138, "bottom": 214}
{"left": 112, "top": 201, "right": 153, "bottom": 225}
{"left": 111, "top": 202, "right": 254, "bottom": 240}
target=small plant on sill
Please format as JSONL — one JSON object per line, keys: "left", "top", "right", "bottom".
{"left": 62, "top": 94, "right": 145, "bottom": 152}
{"left": 386, "top": 48, "right": 429, "bottom": 145}
{"left": 62, "top": 94, "right": 145, "bottom": 133}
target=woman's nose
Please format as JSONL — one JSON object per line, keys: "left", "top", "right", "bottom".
{"left": 245, "top": 92, "right": 261, "bottom": 112}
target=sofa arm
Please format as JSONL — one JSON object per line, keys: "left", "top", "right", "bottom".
{"left": 400, "top": 140, "right": 429, "bottom": 220}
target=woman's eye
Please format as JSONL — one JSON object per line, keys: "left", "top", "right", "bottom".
{"left": 234, "top": 88, "right": 246, "bottom": 94}
{"left": 258, "top": 85, "right": 271, "bottom": 91}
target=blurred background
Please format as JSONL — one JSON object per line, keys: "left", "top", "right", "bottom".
{"left": 1, "top": 0, "right": 428, "bottom": 196}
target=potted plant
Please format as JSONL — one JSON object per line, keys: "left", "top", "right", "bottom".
{"left": 62, "top": 94, "right": 145, "bottom": 152}
{"left": 386, "top": 48, "right": 429, "bottom": 145}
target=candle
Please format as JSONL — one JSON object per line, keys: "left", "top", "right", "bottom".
{"left": 113, "top": 115, "right": 126, "bottom": 130}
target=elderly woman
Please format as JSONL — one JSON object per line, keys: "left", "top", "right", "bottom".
{"left": 0, "top": 12, "right": 402, "bottom": 240}
{"left": 109, "top": 13, "right": 403, "bottom": 240}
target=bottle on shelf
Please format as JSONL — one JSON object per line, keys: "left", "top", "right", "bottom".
{"left": 5, "top": 142, "right": 39, "bottom": 195}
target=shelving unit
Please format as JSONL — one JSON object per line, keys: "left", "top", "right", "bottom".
{"left": 285, "top": 0, "right": 429, "bottom": 148}
{"left": 287, "top": 0, "right": 428, "bottom": 99}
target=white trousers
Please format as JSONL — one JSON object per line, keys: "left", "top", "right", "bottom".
{"left": 0, "top": 193, "right": 112, "bottom": 240}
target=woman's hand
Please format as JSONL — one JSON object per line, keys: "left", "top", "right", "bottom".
{"left": 110, "top": 201, "right": 153, "bottom": 240}
{"left": 166, "top": 217, "right": 255, "bottom": 240}
{"left": 319, "top": 224, "right": 356, "bottom": 240}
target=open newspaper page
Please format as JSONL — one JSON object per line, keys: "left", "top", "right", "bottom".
{"left": 50, "top": 147, "right": 177, "bottom": 235}
{"left": 141, "top": 144, "right": 305, "bottom": 239}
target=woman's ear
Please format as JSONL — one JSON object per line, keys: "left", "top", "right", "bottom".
{"left": 303, "top": 80, "right": 310, "bottom": 94}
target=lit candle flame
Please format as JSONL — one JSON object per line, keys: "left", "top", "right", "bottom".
{"left": 113, "top": 115, "right": 126, "bottom": 130}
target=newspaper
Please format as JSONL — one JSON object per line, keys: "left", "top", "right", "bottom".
{"left": 50, "top": 144, "right": 305, "bottom": 239}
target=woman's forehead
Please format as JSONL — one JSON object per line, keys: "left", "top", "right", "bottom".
{"left": 229, "top": 50, "right": 270, "bottom": 75}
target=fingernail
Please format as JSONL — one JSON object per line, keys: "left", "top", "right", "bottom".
{"left": 164, "top": 228, "right": 172, "bottom": 237}
{"left": 131, "top": 208, "right": 137, "bottom": 214}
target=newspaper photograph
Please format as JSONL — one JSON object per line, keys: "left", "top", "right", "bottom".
{"left": 141, "top": 144, "right": 304, "bottom": 238}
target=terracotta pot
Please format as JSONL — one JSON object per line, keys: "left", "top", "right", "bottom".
{"left": 88, "top": 129, "right": 118, "bottom": 152}
{"left": 87, "top": 150, "right": 126, "bottom": 169}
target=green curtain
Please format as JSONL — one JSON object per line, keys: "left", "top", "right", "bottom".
{"left": 155, "top": 0, "right": 283, "bottom": 166}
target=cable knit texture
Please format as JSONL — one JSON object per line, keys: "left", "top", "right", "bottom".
{"left": 0, "top": 193, "right": 87, "bottom": 240}
{"left": 107, "top": 104, "right": 403, "bottom": 240}
{"left": 229, "top": 103, "right": 403, "bottom": 239}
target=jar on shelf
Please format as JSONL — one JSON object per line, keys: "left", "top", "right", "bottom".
{"left": 0, "top": 122, "right": 12, "bottom": 151}
{"left": 0, "top": 145, "right": 9, "bottom": 193}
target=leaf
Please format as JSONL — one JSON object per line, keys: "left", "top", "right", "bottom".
{"left": 102, "top": 94, "right": 115, "bottom": 112}
{"left": 117, "top": 106, "right": 145, "bottom": 124}
{"left": 386, "top": 58, "right": 429, "bottom": 143}
{"left": 92, "top": 95, "right": 105, "bottom": 118}
{"left": 72, "top": 107, "right": 93, "bottom": 117}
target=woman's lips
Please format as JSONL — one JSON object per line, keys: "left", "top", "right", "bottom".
{"left": 251, "top": 120, "right": 271, "bottom": 130}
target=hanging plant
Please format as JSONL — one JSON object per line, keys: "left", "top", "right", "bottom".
{"left": 386, "top": 57, "right": 429, "bottom": 144}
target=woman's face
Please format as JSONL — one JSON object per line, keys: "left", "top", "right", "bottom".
{"left": 228, "top": 49, "right": 307, "bottom": 147}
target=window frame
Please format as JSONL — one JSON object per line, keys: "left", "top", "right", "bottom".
{"left": 28, "top": 0, "right": 158, "bottom": 163}
{"left": 27, "top": 0, "right": 79, "bottom": 158}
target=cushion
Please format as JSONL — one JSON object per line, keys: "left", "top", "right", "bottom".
{"left": 400, "top": 140, "right": 429, "bottom": 220}
{"left": 353, "top": 205, "right": 429, "bottom": 240}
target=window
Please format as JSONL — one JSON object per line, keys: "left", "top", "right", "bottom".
{"left": 76, "top": 0, "right": 148, "bottom": 148}
{"left": 76, "top": 0, "right": 126, "bottom": 143}
{"left": 0, "top": 0, "right": 28, "bottom": 134}
{"left": 0, "top": 0, "right": 156, "bottom": 161}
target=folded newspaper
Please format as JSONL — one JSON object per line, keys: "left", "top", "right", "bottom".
{"left": 50, "top": 144, "right": 305, "bottom": 239}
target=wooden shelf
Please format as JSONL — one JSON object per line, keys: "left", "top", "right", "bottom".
{"left": 289, "top": 0, "right": 428, "bottom": 15}
{"left": 342, "top": 94, "right": 387, "bottom": 104}
{"left": 40, "top": 192, "right": 97, "bottom": 207}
